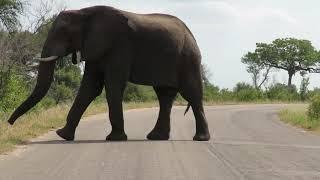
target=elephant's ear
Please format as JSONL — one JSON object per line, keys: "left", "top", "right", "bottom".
{"left": 81, "top": 17, "right": 113, "bottom": 61}
{"left": 81, "top": 10, "right": 132, "bottom": 61}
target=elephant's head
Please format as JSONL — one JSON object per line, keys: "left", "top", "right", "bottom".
{"left": 8, "top": 6, "right": 132, "bottom": 124}
{"left": 7, "top": 10, "right": 85, "bottom": 125}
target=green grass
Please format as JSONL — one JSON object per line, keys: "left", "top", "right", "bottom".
{"left": 0, "top": 101, "right": 157, "bottom": 154}
{"left": 279, "top": 107, "right": 320, "bottom": 131}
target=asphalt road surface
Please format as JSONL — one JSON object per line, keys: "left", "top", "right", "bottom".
{"left": 1, "top": 104, "right": 320, "bottom": 180}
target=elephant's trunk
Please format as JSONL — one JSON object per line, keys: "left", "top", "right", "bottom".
{"left": 8, "top": 60, "right": 56, "bottom": 125}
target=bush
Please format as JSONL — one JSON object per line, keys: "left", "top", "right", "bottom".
{"left": 203, "top": 84, "right": 220, "bottom": 101}
{"left": 234, "top": 82, "right": 253, "bottom": 93}
{"left": 123, "top": 83, "right": 150, "bottom": 102}
{"left": 54, "top": 65, "right": 81, "bottom": 93}
{"left": 48, "top": 65, "right": 81, "bottom": 104}
{"left": 308, "top": 95, "right": 320, "bottom": 120}
{"left": 219, "top": 88, "right": 234, "bottom": 101}
{"left": 307, "top": 88, "right": 320, "bottom": 100}
{"left": 37, "top": 97, "right": 56, "bottom": 109}
{"left": 0, "top": 74, "right": 28, "bottom": 111}
{"left": 50, "top": 83, "right": 73, "bottom": 104}
{"left": 236, "top": 89, "right": 263, "bottom": 102}
{"left": 233, "top": 82, "right": 263, "bottom": 102}
{"left": 267, "top": 83, "right": 299, "bottom": 101}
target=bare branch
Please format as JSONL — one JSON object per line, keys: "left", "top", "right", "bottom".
{"left": 257, "top": 67, "right": 271, "bottom": 89}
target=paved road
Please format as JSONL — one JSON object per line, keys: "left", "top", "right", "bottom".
{"left": 1, "top": 104, "right": 320, "bottom": 180}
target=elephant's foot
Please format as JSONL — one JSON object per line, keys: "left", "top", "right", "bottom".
{"left": 56, "top": 127, "right": 75, "bottom": 141}
{"left": 147, "top": 129, "right": 169, "bottom": 140}
{"left": 106, "top": 131, "right": 127, "bottom": 141}
{"left": 193, "top": 131, "right": 211, "bottom": 141}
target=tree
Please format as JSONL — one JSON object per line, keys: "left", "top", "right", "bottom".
{"left": 242, "top": 38, "right": 320, "bottom": 87}
{"left": 201, "top": 64, "right": 212, "bottom": 86}
{"left": 0, "top": 0, "right": 23, "bottom": 32}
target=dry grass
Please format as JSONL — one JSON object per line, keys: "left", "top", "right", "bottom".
{"left": 279, "top": 106, "right": 320, "bottom": 132}
{"left": 0, "top": 102, "right": 157, "bottom": 154}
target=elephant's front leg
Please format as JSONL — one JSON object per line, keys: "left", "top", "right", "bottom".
{"left": 104, "top": 80, "right": 128, "bottom": 141}
{"left": 103, "top": 41, "right": 131, "bottom": 141}
{"left": 56, "top": 65, "right": 104, "bottom": 141}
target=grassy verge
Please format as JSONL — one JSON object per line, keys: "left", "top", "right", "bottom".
{"left": 0, "top": 101, "right": 157, "bottom": 154}
{"left": 279, "top": 107, "right": 320, "bottom": 132}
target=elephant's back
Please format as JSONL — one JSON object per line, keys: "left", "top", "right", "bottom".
{"left": 121, "top": 11, "right": 201, "bottom": 87}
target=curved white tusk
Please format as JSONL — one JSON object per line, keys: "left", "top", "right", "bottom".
{"left": 37, "top": 56, "right": 59, "bottom": 62}
{"left": 76, "top": 51, "right": 81, "bottom": 64}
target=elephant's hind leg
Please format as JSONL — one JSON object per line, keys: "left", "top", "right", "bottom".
{"left": 147, "top": 86, "right": 177, "bottom": 140}
{"left": 179, "top": 62, "right": 210, "bottom": 141}
{"left": 180, "top": 88, "right": 210, "bottom": 141}
{"left": 56, "top": 64, "right": 104, "bottom": 141}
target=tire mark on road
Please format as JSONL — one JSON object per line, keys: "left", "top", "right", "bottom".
{"left": 205, "top": 143, "right": 245, "bottom": 180}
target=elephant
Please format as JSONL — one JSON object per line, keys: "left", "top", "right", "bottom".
{"left": 7, "top": 6, "right": 211, "bottom": 141}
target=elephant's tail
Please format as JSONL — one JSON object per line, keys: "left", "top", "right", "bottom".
{"left": 184, "top": 103, "right": 191, "bottom": 116}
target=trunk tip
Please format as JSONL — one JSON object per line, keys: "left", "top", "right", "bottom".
{"left": 7, "top": 116, "right": 16, "bottom": 125}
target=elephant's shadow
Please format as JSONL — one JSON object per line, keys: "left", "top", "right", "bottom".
{"left": 28, "top": 139, "right": 195, "bottom": 145}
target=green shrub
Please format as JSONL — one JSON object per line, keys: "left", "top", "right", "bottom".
{"left": 37, "top": 97, "right": 56, "bottom": 109}
{"left": 308, "top": 95, "right": 320, "bottom": 120}
{"left": 0, "top": 74, "right": 28, "bottom": 111}
{"left": 123, "top": 83, "right": 148, "bottom": 102}
{"left": 47, "top": 65, "right": 81, "bottom": 104}
{"left": 50, "top": 83, "right": 73, "bottom": 104}
{"left": 234, "top": 82, "right": 252, "bottom": 93}
{"left": 307, "top": 88, "right": 320, "bottom": 100}
{"left": 267, "top": 83, "right": 299, "bottom": 101}
{"left": 219, "top": 88, "right": 234, "bottom": 101}
{"left": 203, "top": 84, "right": 220, "bottom": 101}
{"left": 233, "top": 82, "right": 263, "bottom": 102}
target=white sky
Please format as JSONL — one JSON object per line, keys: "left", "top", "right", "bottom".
{"left": 25, "top": 0, "right": 320, "bottom": 89}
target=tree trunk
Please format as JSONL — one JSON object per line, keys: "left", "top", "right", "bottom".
{"left": 288, "top": 71, "right": 294, "bottom": 87}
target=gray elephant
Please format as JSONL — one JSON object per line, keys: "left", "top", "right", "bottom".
{"left": 8, "top": 6, "right": 211, "bottom": 141}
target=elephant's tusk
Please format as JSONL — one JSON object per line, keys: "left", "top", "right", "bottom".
{"left": 76, "top": 51, "right": 81, "bottom": 64}
{"left": 36, "top": 56, "right": 59, "bottom": 62}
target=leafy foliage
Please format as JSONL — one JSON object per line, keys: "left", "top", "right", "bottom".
{"left": 233, "top": 82, "right": 264, "bottom": 101}
{"left": 203, "top": 83, "right": 220, "bottom": 101}
{"left": 123, "top": 83, "right": 156, "bottom": 102}
{"left": 48, "top": 62, "right": 82, "bottom": 104}
{"left": 0, "top": 0, "right": 23, "bottom": 32}
{"left": 308, "top": 95, "right": 320, "bottom": 120}
{"left": 0, "top": 73, "right": 28, "bottom": 111}
{"left": 267, "top": 83, "right": 299, "bottom": 101}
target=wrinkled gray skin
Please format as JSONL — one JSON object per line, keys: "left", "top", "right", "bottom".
{"left": 8, "top": 6, "right": 210, "bottom": 141}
